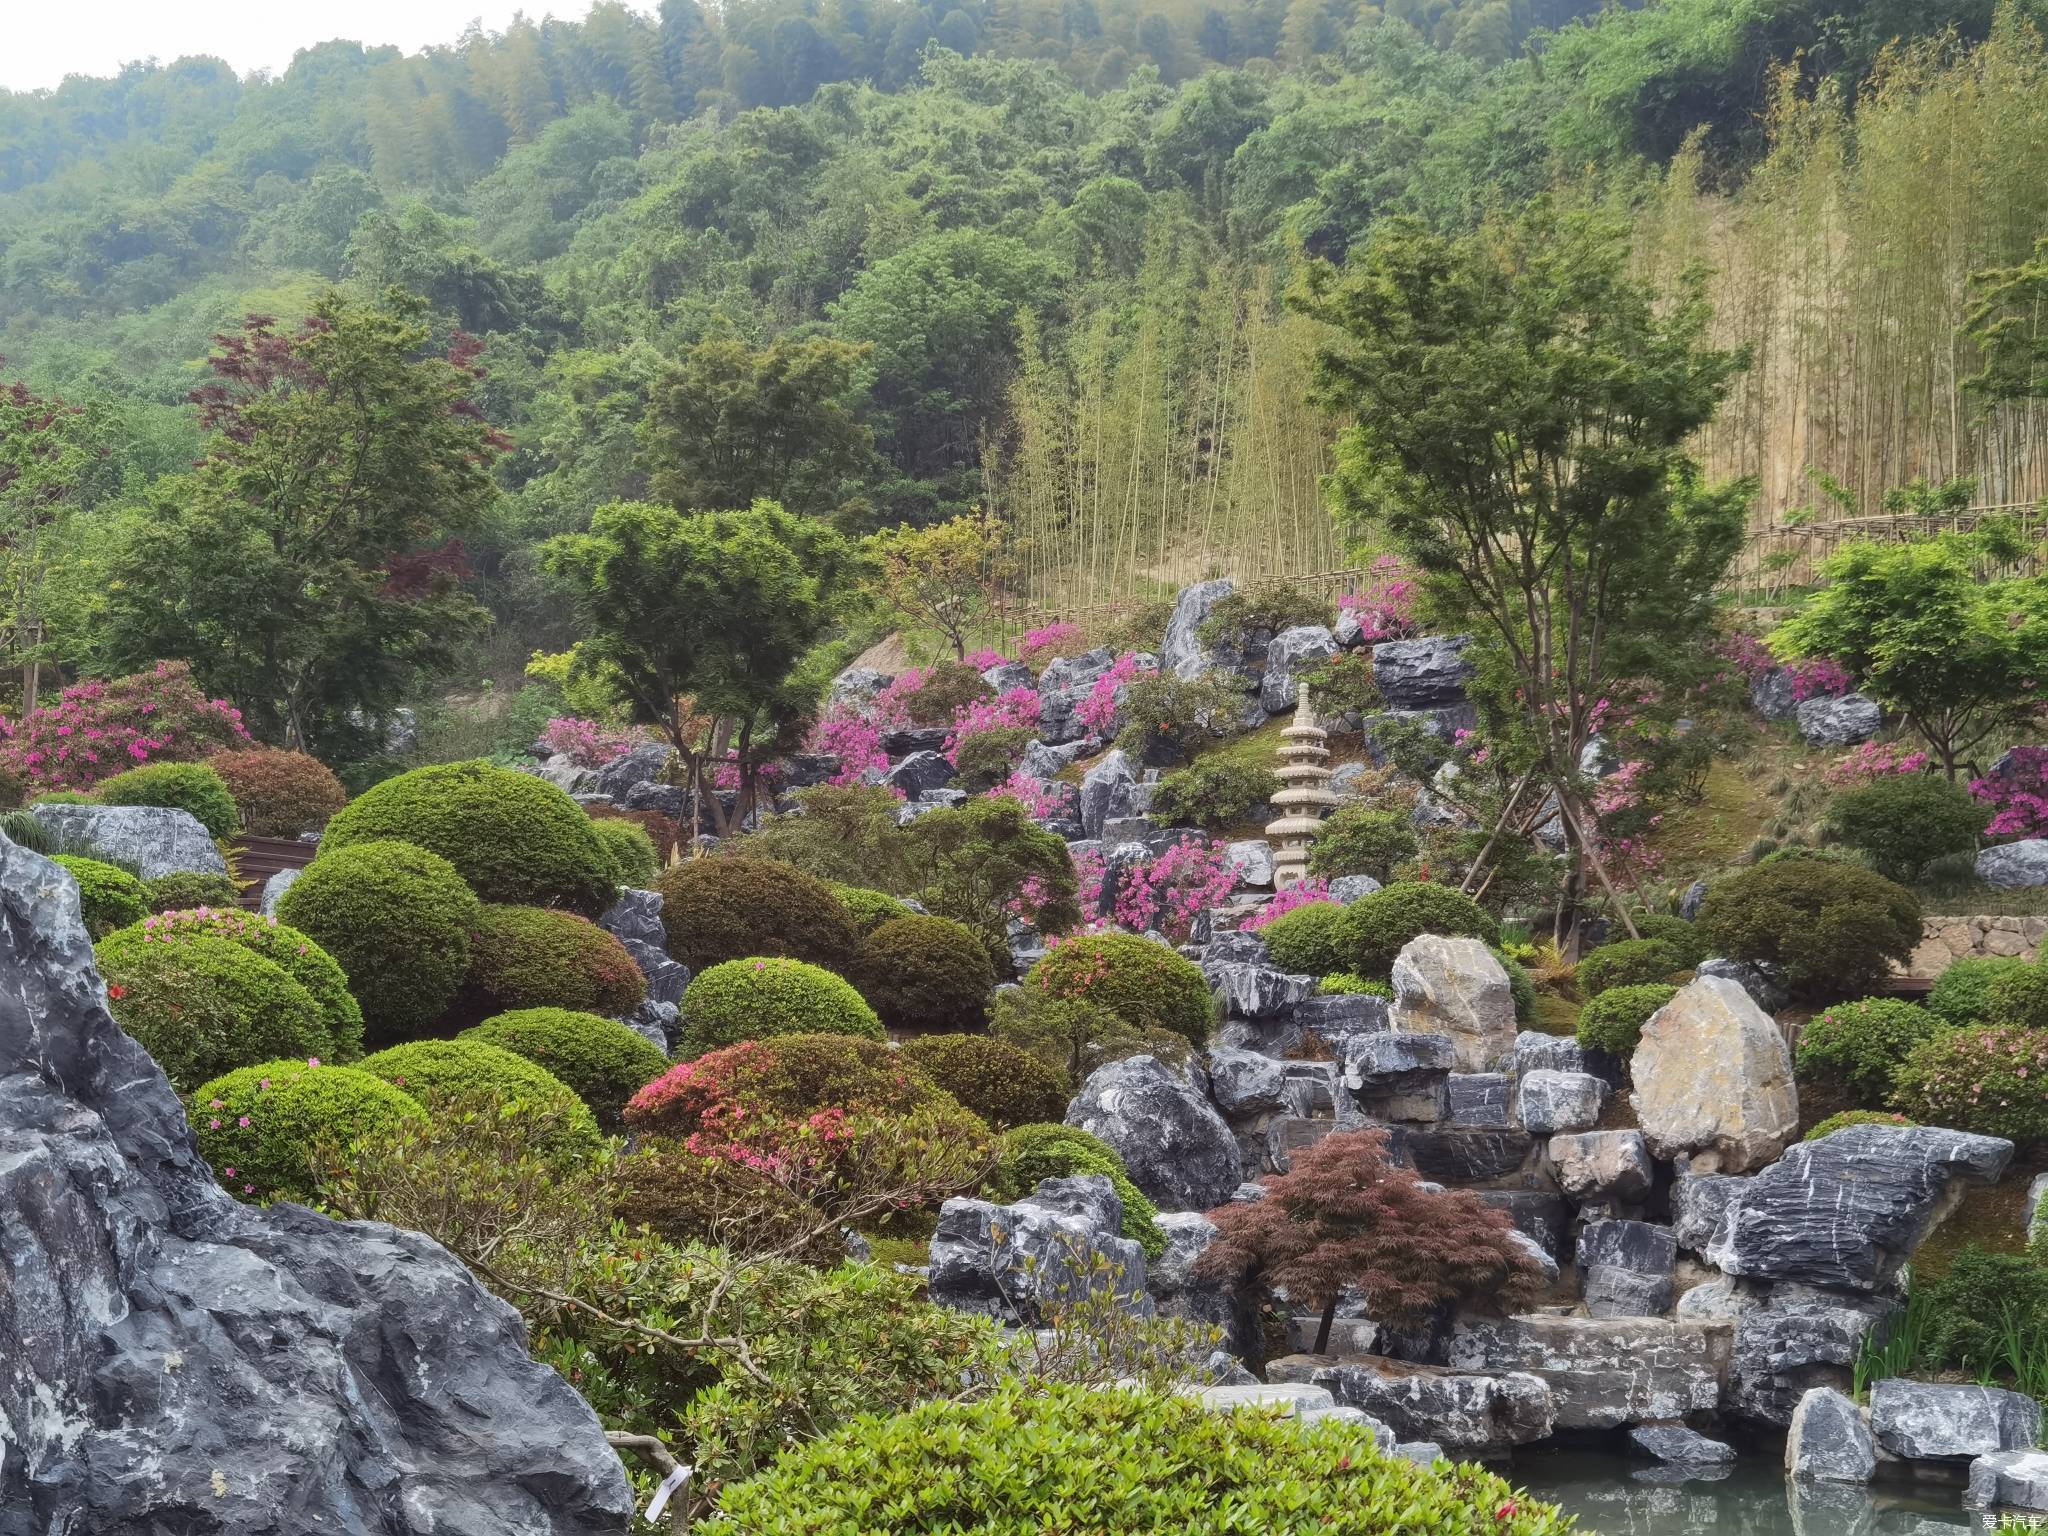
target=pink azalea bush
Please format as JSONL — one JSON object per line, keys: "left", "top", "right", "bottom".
{"left": 1338, "top": 554, "right": 1418, "bottom": 643}
{"left": 944, "top": 688, "right": 1042, "bottom": 765}
{"left": 1788, "top": 656, "right": 1854, "bottom": 701}
{"left": 993, "top": 770, "right": 1066, "bottom": 820}
{"left": 1973, "top": 746, "right": 2048, "bottom": 839}
{"left": 808, "top": 704, "right": 890, "bottom": 786}
{"left": 1020, "top": 622, "right": 1085, "bottom": 668}
{"left": 538, "top": 716, "right": 639, "bottom": 767}
{"left": 868, "top": 668, "right": 930, "bottom": 728}
{"left": 1241, "top": 879, "right": 1334, "bottom": 930}
{"left": 1825, "top": 739, "right": 1933, "bottom": 789}
{"left": 0, "top": 661, "right": 249, "bottom": 793}
{"left": 963, "top": 648, "right": 1010, "bottom": 672}
{"left": 1077, "top": 651, "right": 1154, "bottom": 736}
{"left": 1069, "top": 837, "right": 1236, "bottom": 942}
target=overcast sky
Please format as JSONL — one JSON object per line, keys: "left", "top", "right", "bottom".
{"left": 4, "top": 2, "right": 604, "bottom": 94}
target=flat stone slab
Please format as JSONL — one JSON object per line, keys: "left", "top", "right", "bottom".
{"left": 1967, "top": 1448, "right": 2048, "bottom": 1511}
{"left": 1871, "top": 1379, "right": 2040, "bottom": 1462}
{"left": 1447, "top": 1315, "right": 1727, "bottom": 1430}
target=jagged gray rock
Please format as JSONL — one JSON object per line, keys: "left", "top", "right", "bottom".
{"left": 1447, "top": 1317, "right": 1726, "bottom": 1431}
{"left": 1966, "top": 1449, "right": 2048, "bottom": 1511}
{"left": 1206, "top": 1047, "right": 1288, "bottom": 1118}
{"left": 1980, "top": 839, "right": 2048, "bottom": 890}
{"left": 1796, "top": 693, "right": 1882, "bottom": 746}
{"left": 29, "top": 803, "right": 227, "bottom": 880}
{"left": 1390, "top": 936, "right": 1516, "bottom": 1073}
{"left": 1341, "top": 1032, "right": 1453, "bottom": 1123}
{"left": 1260, "top": 626, "right": 1338, "bottom": 713}
{"left": 883, "top": 749, "right": 956, "bottom": 797}
{"left": 1731, "top": 1284, "right": 1896, "bottom": 1426}
{"left": 1750, "top": 668, "right": 1799, "bottom": 721}
{"left": 1446, "top": 1073, "right": 1512, "bottom": 1129}
{"left": 981, "top": 659, "right": 1036, "bottom": 694}
{"left": 1670, "top": 1171, "right": 1749, "bottom": 1255}
{"left": 1162, "top": 578, "right": 1236, "bottom": 679}
{"left": 1223, "top": 839, "right": 1275, "bottom": 888}
{"left": 1630, "top": 976, "right": 1798, "bottom": 1174}
{"left": 1066, "top": 1055, "right": 1244, "bottom": 1212}
{"left": 1371, "top": 635, "right": 1474, "bottom": 709}
{"left": 1547, "top": 1130, "right": 1656, "bottom": 1204}
{"left": 258, "top": 867, "right": 301, "bottom": 916}
{"left": 1578, "top": 1220, "right": 1677, "bottom": 1319}
{"left": 591, "top": 739, "right": 670, "bottom": 799}
{"left": 1694, "top": 955, "right": 1790, "bottom": 1015}
{"left": 1079, "top": 749, "right": 1138, "bottom": 839}
{"left": 1205, "top": 960, "right": 1316, "bottom": 1021}
{"left": 1787, "top": 1387, "right": 1878, "bottom": 1483}
{"left": 1298, "top": 1358, "right": 1555, "bottom": 1453}
{"left": 1630, "top": 1424, "right": 1736, "bottom": 1465}
{"left": 928, "top": 1174, "right": 1151, "bottom": 1326}
{"left": 1705, "top": 1125, "right": 2012, "bottom": 1291}
{"left": 1517, "top": 1069, "right": 1608, "bottom": 1134}
{"left": 0, "top": 831, "right": 633, "bottom": 1532}
{"left": 1328, "top": 873, "right": 1383, "bottom": 904}
{"left": 1020, "top": 738, "right": 1089, "bottom": 779}
{"left": 829, "top": 664, "right": 891, "bottom": 707}
{"left": 1037, "top": 647, "right": 1119, "bottom": 744}
{"left": 1150, "top": 1211, "right": 1249, "bottom": 1352}
{"left": 1871, "top": 1380, "right": 2041, "bottom": 1462}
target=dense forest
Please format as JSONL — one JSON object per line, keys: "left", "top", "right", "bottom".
{"left": 4, "top": 0, "right": 2048, "bottom": 723}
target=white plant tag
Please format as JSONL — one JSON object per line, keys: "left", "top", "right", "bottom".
{"left": 644, "top": 1463, "right": 693, "bottom": 1522}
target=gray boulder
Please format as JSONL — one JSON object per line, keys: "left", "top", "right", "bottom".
{"left": 1020, "top": 738, "right": 1089, "bottom": 779}
{"left": 257, "top": 867, "right": 300, "bottom": 917}
{"left": 1328, "top": 874, "right": 1383, "bottom": 904}
{"left": 1067, "top": 1056, "right": 1245, "bottom": 1212}
{"left": 929, "top": 1175, "right": 1150, "bottom": 1326}
{"left": 1447, "top": 1316, "right": 1727, "bottom": 1431}
{"left": 829, "top": 664, "right": 892, "bottom": 707}
{"left": 1079, "top": 749, "right": 1138, "bottom": 839}
{"left": 1577, "top": 1220, "right": 1676, "bottom": 1319}
{"left": 1670, "top": 1171, "right": 1749, "bottom": 1255}
{"left": 1731, "top": 1284, "right": 1897, "bottom": 1425}
{"left": 1786, "top": 1387, "right": 1878, "bottom": 1483}
{"left": 1300, "top": 1358, "right": 1555, "bottom": 1454}
{"left": 592, "top": 739, "right": 670, "bottom": 799}
{"left": 1341, "top": 1032, "right": 1454, "bottom": 1123}
{"left": 1223, "top": 839, "right": 1275, "bottom": 888}
{"left": 598, "top": 886, "right": 666, "bottom": 950}
{"left": 1260, "top": 625, "right": 1338, "bottom": 714}
{"left": 1205, "top": 929, "right": 1270, "bottom": 966}
{"left": 1705, "top": 1125, "right": 2012, "bottom": 1291}
{"left": 1750, "top": 667, "right": 1799, "bottom": 721}
{"left": 1390, "top": 935, "right": 1516, "bottom": 1073}
{"left": 1372, "top": 635, "right": 1475, "bottom": 709}
{"left": 1695, "top": 955, "right": 1791, "bottom": 1015}
{"left": 1796, "top": 693, "right": 1882, "bottom": 746}
{"left": 1446, "top": 1073, "right": 1512, "bottom": 1130}
{"left": 1206, "top": 960, "right": 1316, "bottom": 1021}
{"left": 1162, "top": 577, "right": 1236, "bottom": 679}
{"left": 1548, "top": 1130, "right": 1655, "bottom": 1204}
{"left": 883, "top": 749, "right": 956, "bottom": 797}
{"left": 620, "top": 780, "right": 686, "bottom": 817}
{"left": 1629, "top": 1424, "right": 1736, "bottom": 1465}
{"left": 1291, "top": 991, "right": 1392, "bottom": 1049}
{"left": 1036, "top": 647, "right": 1119, "bottom": 744}
{"left": 1870, "top": 1379, "right": 2040, "bottom": 1462}
{"left": 981, "top": 659, "right": 1036, "bottom": 694}
{"left": 0, "top": 831, "right": 633, "bottom": 1531}
{"left": 1517, "top": 1070, "right": 1608, "bottom": 1134}
{"left": 1966, "top": 1449, "right": 2048, "bottom": 1512}
{"left": 1206, "top": 1047, "right": 1288, "bottom": 1118}
{"left": 1394, "top": 1127, "right": 1533, "bottom": 1182}
{"left": 29, "top": 803, "right": 226, "bottom": 880}
{"left": 1150, "top": 1211, "right": 1249, "bottom": 1352}
{"left": 1979, "top": 839, "right": 2048, "bottom": 890}
{"left": 1514, "top": 1031, "right": 1621, "bottom": 1088}
{"left": 1679, "top": 879, "right": 1710, "bottom": 921}
{"left": 1630, "top": 976, "right": 1799, "bottom": 1174}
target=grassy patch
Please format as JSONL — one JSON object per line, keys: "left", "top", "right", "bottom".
{"left": 1641, "top": 755, "right": 1772, "bottom": 883}
{"left": 1912, "top": 1153, "right": 2048, "bottom": 1282}
{"left": 1532, "top": 992, "right": 1580, "bottom": 1038}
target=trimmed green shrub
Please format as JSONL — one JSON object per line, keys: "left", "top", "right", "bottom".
{"left": 460, "top": 1008, "right": 670, "bottom": 1129}
{"left": 54, "top": 854, "right": 148, "bottom": 938}
{"left": 1696, "top": 860, "right": 1921, "bottom": 1000}
{"left": 1114, "top": 671, "right": 1259, "bottom": 763}
{"left": 1027, "top": 933, "right": 1214, "bottom": 1049}
{"left": 658, "top": 856, "right": 858, "bottom": 972}
{"left": 141, "top": 870, "right": 243, "bottom": 913}
{"left": 1631, "top": 913, "right": 1705, "bottom": 967}
{"left": 612, "top": 1143, "right": 851, "bottom": 1265}
{"left": 1825, "top": 774, "right": 1989, "bottom": 882}
{"left": 1319, "top": 972, "right": 1392, "bottom": 999}
{"left": 92, "top": 761, "right": 239, "bottom": 839}
{"left": 1892, "top": 1026, "right": 2048, "bottom": 1142}
{"left": 277, "top": 839, "right": 480, "bottom": 1043}
{"left": 900, "top": 663, "right": 991, "bottom": 725}
{"left": 951, "top": 726, "right": 1035, "bottom": 792}
{"left": 464, "top": 904, "right": 647, "bottom": 1019}
{"left": 359, "top": 1038, "right": 601, "bottom": 1155}
{"left": 1148, "top": 758, "right": 1280, "bottom": 832}
{"left": 319, "top": 759, "right": 617, "bottom": 916}
{"left": 829, "top": 882, "right": 915, "bottom": 935}
{"left": 679, "top": 956, "right": 884, "bottom": 1057}
{"left": 1919, "top": 1247, "right": 2048, "bottom": 1376}
{"left": 1576, "top": 937, "right": 1687, "bottom": 996}
{"left": 898, "top": 1034, "right": 1069, "bottom": 1129}
{"left": 1259, "top": 902, "right": 1350, "bottom": 977}
{"left": 189, "top": 1059, "right": 425, "bottom": 1202}
{"left": 987, "top": 988, "right": 1191, "bottom": 1089}
{"left": 700, "top": 1382, "right": 1575, "bottom": 1535}
{"left": 1928, "top": 956, "right": 2032, "bottom": 1028}
{"left": 589, "top": 816, "right": 659, "bottom": 889}
{"left": 857, "top": 913, "right": 998, "bottom": 1034}
{"left": 1575, "top": 983, "right": 1679, "bottom": 1058}
{"left": 205, "top": 748, "right": 348, "bottom": 837}
{"left": 984, "top": 1123, "right": 1165, "bottom": 1260}
{"left": 1988, "top": 965, "right": 2048, "bottom": 1031}
{"left": 1338, "top": 881, "right": 1500, "bottom": 975}
{"left": 1804, "top": 1109, "right": 1917, "bottom": 1141}
{"left": 1306, "top": 806, "right": 1419, "bottom": 883}
{"left": 1198, "top": 588, "right": 1333, "bottom": 648}
{"left": 1797, "top": 998, "right": 1947, "bottom": 1100}
{"left": 626, "top": 1033, "right": 953, "bottom": 1138}
{"left": 96, "top": 932, "right": 328, "bottom": 1091}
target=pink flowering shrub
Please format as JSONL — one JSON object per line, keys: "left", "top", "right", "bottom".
{"left": 1592, "top": 759, "right": 1665, "bottom": 882}
{"left": 0, "top": 662, "right": 248, "bottom": 793}
{"left": 869, "top": 668, "right": 931, "bottom": 727}
{"left": 964, "top": 648, "right": 1010, "bottom": 671}
{"left": 1973, "top": 746, "right": 2048, "bottom": 839}
{"left": 1241, "top": 879, "right": 1334, "bottom": 930}
{"left": 994, "top": 769, "right": 1066, "bottom": 821}
{"left": 1891, "top": 1024, "right": 2048, "bottom": 1142}
{"left": 808, "top": 704, "right": 891, "bottom": 786}
{"left": 1713, "top": 631, "right": 1776, "bottom": 682}
{"left": 1020, "top": 622, "right": 1085, "bottom": 668}
{"left": 1077, "top": 651, "right": 1155, "bottom": 736}
{"left": 1338, "top": 554, "right": 1418, "bottom": 643}
{"left": 1068, "top": 837, "right": 1237, "bottom": 942}
{"left": 944, "top": 688, "right": 1042, "bottom": 765}
{"left": 1788, "top": 657, "right": 1853, "bottom": 701}
{"left": 538, "top": 716, "right": 639, "bottom": 767}
{"left": 1825, "top": 739, "right": 1933, "bottom": 789}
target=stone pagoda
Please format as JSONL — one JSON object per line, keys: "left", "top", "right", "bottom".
{"left": 1266, "top": 681, "right": 1339, "bottom": 890}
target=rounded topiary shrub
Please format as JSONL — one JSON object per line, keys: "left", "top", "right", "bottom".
{"left": 829, "top": 882, "right": 915, "bottom": 935}
{"left": 462, "top": 904, "right": 647, "bottom": 1020}
{"left": 141, "top": 870, "right": 244, "bottom": 913}
{"left": 1576, "top": 937, "right": 1687, "bottom": 996}
{"left": 92, "top": 761, "right": 239, "bottom": 839}
{"left": 699, "top": 1382, "right": 1575, "bottom": 1536}
{"left": 319, "top": 759, "right": 617, "bottom": 916}
{"left": 359, "top": 1038, "right": 600, "bottom": 1155}
{"left": 100, "top": 908, "right": 365, "bottom": 1061}
{"left": 1259, "top": 902, "right": 1350, "bottom": 977}
{"left": 678, "top": 956, "right": 884, "bottom": 1058}
{"left": 1927, "top": 956, "right": 2031, "bottom": 1028}
{"left": 1631, "top": 913, "right": 1705, "bottom": 967}
{"left": 856, "top": 914, "right": 997, "bottom": 1034}
{"left": 590, "top": 816, "right": 659, "bottom": 889}
{"left": 1805, "top": 1109, "right": 1918, "bottom": 1141}
{"left": 54, "top": 854, "right": 148, "bottom": 939}
{"left": 189, "top": 1058, "right": 425, "bottom": 1202}
{"left": 1575, "top": 983, "right": 1679, "bottom": 1059}
{"left": 657, "top": 857, "right": 857, "bottom": 973}
{"left": 1892, "top": 1026, "right": 2048, "bottom": 1142}
{"left": 898, "top": 1034, "right": 1069, "bottom": 1129}
{"left": 459, "top": 1008, "right": 670, "bottom": 1129}
{"left": 1796, "top": 998, "right": 1947, "bottom": 1100}
{"left": 626, "top": 1033, "right": 951, "bottom": 1139}
{"left": 984, "top": 1123, "right": 1163, "bottom": 1259}
{"left": 1696, "top": 860, "right": 1922, "bottom": 1000}
{"left": 205, "top": 748, "right": 348, "bottom": 837}
{"left": 96, "top": 933, "right": 327, "bottom": 1091}
{"left": 1305, "top": 806, "right": 1419, "bottom": 883}
{"left": 1028, "top": 933, "right": 1214, "bottom": 1049}
{"left": 1825, "top": 774, "right": 1989, "bottom": 882}
{"left": 1339, "top": 882, "right": 1501, "bottom": 976}
{"left": 276, "top": 839, "right": 480, "bottom": 1043}
{"left": 1987, "top": 965, "right": 2048, "bottom": 1031}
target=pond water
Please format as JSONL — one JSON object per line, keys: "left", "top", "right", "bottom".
{"left": 1509, "top": 1451, "right": 1999, "bottom": 1536}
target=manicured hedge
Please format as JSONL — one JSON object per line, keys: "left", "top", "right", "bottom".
{"left": 1340, "top": 882, "right": 1500, "bottom": 975}
{"left": 590, "top": 816, "right": 659, "bottom": 888}
{"left": 1575, "top": 983, "right": 1678, "bottom": 1058}
{"left": 141, "top": 870, "right": 243, "bottom": 913}
{"left": 93, "top": 761, "right": 240, "bottom": 839}
{"left": 829, "top": 882, "right": 916, "bottom": 935}
{"left": 1796, "top": 998, "right": 1946, "bottom": 1100}
{"left": 54, "top": 854, "right": 147, "bottom": 938}
{"left": 1696, "top": 859, "right": 1921, "bottom": 999}
{"left": 1259, "top": 902, "right": 1349, "bottom": 977}
{"left": 856, "top": 914, "right": 997, "bottom": 1034}
{"left": 205, "top": 748, "right": 347, "bottom": 837}
{"left": 1927, "top": 956, "right": 2030, "bottom": 1028}
{"left": 96, "top": 930, "right": 328, "bottom": 1091}
{"left": 1576, "top": 937, "right": 1687, "bottom": 996}
{"left": 1892, "top": 1026, "right": 2048, "bottom": 1143}
{"left": 463, "top": 903, "right": 647, "bottom": 1019}
{"left": 899, "top": 1034, "right": 1070, "bottom": 1129}
{"left": 359, "top": 1038, "right": 601, "bottom": 1155}
{"left": 189, "top": 1058, "right": 425, "bottom": 1202}
{"left": 626, "top": 1033, "right": 952, "bottom": 1140}
{"left": 657, "top": 856, "right": 858, "bottom": 972}
{"left": 460, "top": 1008, "right": 670, "bottom": 1129}
{"left": 984, "top": 1122, "right": 1164, "bottom": 1259}
{"left": 1027, "top": 933, "right": 1213, "bottom": 1049}
{"left": 678, "top": 956, "right": 884, "bottom": 1058}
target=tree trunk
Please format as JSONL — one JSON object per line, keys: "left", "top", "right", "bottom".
{"left": 1312, "top": 1297, "right": 1338, "bottom": 1356}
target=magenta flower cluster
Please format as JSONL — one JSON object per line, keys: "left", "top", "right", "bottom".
{"left": 1020, "top": 622, "right": 1084, "bottom": 668}
{"left": 1069, "top": 836, "right": 1236, "bottom": 942}
{"left": 1337, "top": 554, "right": 1418, "bottom": 643}
{"left": 1824, "top": 739, "right": 1932, "bottom": 789}
{"left": 1973, "top": 746, "right": 2048, "bottom": 839}
{"left": 943, "top": 687, "right": 1042, "bottom": 764}
{"left": 1240, "top": 879, "right": 1334, "bottom": 930}
{"left": 538, "top": 716, "right": 640, "bottom": 767}
{"left": 1077, "top": 651, "right": 1154, "bottom": 735}
{"left": 0, "top": 661, "right": 248, "bottom": 793}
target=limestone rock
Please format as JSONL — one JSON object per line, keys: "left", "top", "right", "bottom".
{"left": 1188, "top": 1382, "right": 1337, "bottom": 1417}
{"left": 884, "top": 749, "right": 956, "bottom": 797}
{"left": 1372, "top": 635, "right": 1475, "bottom": 709}
{"left": 1390, "top": 936, "right": 1516, "bottom": 1074}
{"left": 1292, "top": 992, "right": 1391, "bottom": 1051}
{"left": 1341, "top": 1032, "right": 1453, "bottom": 1123}
{"left": 0, "top": 831, "right": 633, "bottom": 1531}
{"left": 257, "top": 867, "right": 300, "bottom": 916}
{"left": 591, "top": 739, "right": 670, "bottom": 798}
{"left": 1223, "top": 838, "right": 1275, "bottom": 888}
{"left": 1328, "top": 873, "right": 1383, "bottom": 904}
{"left": 1870, "top": 1379, "right": 2040, "bottom": 1462}
{"left": 1966, "top": 1449, "right": 2048, "bottom": 1511}
{"left": 982, "top": 659, "right": 1036, "bottom": 694}
{"left": 1149, "top": 1211, "right": 1248, "bottom": 1351}
{"left": 1476, "top": 1190, "right": 1570, "bottom": 1257}
{"left": 1796, "top": 693, "right": 1882, "bottom": 746}
{"left": 1630, "top": 1424, "right": 1736, "bottom": 1465}
{"left": 1980, "top": 840, "right": 2048, "bottom": 890}
{"left": 1680, "top": 879, "right": 1710, "bottom": 921}
{"left": 1630, "top": 976, "right": 1798, "bottom": 1174}
{"left": 29, "top": 803, "right": 227, "bottom": 880}
{"left": 1206, "top": 1047, "right": 1288, "bottom": 1118}
{"left": 929, "top": 1175, "right": 1150, "bottom": 1325}
{"left": 1670, "top": 1171, "right": 1749, "bottom": 1256}
{"left": 1578, "top": 1220, "right": 1677, "bottom": 1319}
{"left": 1162, "top": 578, "right": 1236, "bottom": 680}
{"left": 1066, "top": 1055, "right": 1245, "bottom": 1212}
{"left": 1037, "top": 647, "right": 1119, "bottom": 744}
{"left": 1204, "top": 929, "right": 1270, "bottom": 966}
{"left": 1750, "top": 667, "right": 1799, "bottom": 721}
{"left": 1303, "top": 1357, "right": 1554, "bottom": 1453}
{"left": 829, "top": 664, "right": 891, "bottom": 707}
{"left": 1447, "top": 1316, "right": 1727, "bottom": 1431}
{"left": 1446, "top": 1073, "right": 1512, "bottom": 1129}
{"left": 1206, "top": 961, "right": 1316, "bottom": 1022}
{"left": 1787, "top": 1387, "right": 1878, "bottom": 1483}
{"left": 1548, "top": 1130, "right": 1655, "bottom": 1204}
{"left": 1261, "top": 625, "right": 1338, "bottom": 714}
{"left": 1515, "top": 1030, "right": 1623, "bottom": 1089}
{"left": 1394, "top": 1127, "right": 1534, "bottom": 1182}
{"left": 1730, "top": 1284, "right": 1896, "bottom": 1426}
{"left": 1517, "top": 1069, "right": 1608, "bottom": 1134}
{"left": 1078, "top": 749, "right": 1140, "bottom": 839}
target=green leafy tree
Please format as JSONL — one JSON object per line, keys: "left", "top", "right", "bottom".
{"left": 863, "top": 511, "right": 1010, "bottom": 659}
{"left": 99, "top": 292, "right": 502, "bottom": 750}
{"left": 0, "top": 373, "right": 98, "bottom": 710}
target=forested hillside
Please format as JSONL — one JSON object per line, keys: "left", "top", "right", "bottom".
{"left": 3, "top": 0, "right": 2046, "bottom": 692}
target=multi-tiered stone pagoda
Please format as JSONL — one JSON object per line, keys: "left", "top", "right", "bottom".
{"left": 1266, "top": 681, "right": 1339, "bottom": 889}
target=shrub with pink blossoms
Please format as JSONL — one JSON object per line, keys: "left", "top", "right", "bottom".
{"left": 1788, "top": 657, "right": 1853, "bottom": 701}
{"left": 1241, "top": 879, "right": 1334, "bottom": 930}
{"left": 1114, "top": 837, "right": 1238, "bottom": 941}
{"left": 1338, "top": 555, "right": 1418, "bottom": 643}
{"left": 538, "top": 716, "right": 640, "bottom": 767}
{"left": 1077, "top": 651, "right": 1155, "bottom": 736}
{"left": 1825, "top": 739, "right": 1932, "bottom": 790}
{"left": 807, "top": 704, "right": 891, "bottom": 787}
{"left": 944, "top": 688, "right": 1042, "bottom": 765}
{"left": 992, "top": 770, "right": 1066, "bottom": 821}
{"left": 0, "top": 661, "right": 249, "bottom": 794}
{"left": 963, "top": 648, "right": 1011, "bottom": 672}
{"left": 1974, "top": 746, "right": 2048, "bottom": 839}
{"left": 1020, "top": 622, "right": 1084, "bottom": 668}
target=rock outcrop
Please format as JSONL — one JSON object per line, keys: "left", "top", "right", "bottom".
{"left": 1630, "top": 976, "right": 1798, "bottom": 1173}
{"left": 0, "top": 831, "right": 633, "bottom": 1533}
{"left": 1870, "top": 1380, "right": 2041, "bottom": 1462}
{"left": 1289, "top": 1357, "right": 1555, "bottom": 1454}
{"left": 1787, "top": 1387, "right": 1879, "bottom": 1483}
{"left": 1980, "top": 839, "right": 2048, "bottom": 890}
{"left": 928, "top": 1175, "right": 1151, "bottom": 1326}
{"left": 1390, "top": 936, "right": 1516, "bottom": 1073}
{"left": 1066, "top": 1055, "right": 1245, "bottom": 1212}
{"left": 1446, "top": 1317, "right": 1726, "bottom": 1431}
{"left": 29, "top": 803, "right": 227, "bottom": 880}
{"left": 1795, "top": 693, "right": 1881, "bottom": 746}
{"left": 1371, "top": 636, "right": 1475, "bottom": 710}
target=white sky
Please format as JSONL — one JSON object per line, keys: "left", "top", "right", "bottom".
{"left": 3, "top": 2, "right": 615, "bottom": 94}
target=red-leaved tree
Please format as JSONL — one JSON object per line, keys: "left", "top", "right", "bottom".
{"left": 1198, "top": 1129, "right": 1546, "bottom": 1355}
